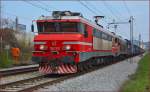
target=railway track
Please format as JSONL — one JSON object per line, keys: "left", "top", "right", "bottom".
{"left": 0, "top": 73, "right": 73, "bottom": 92}
{"left": 0, "top": 55, "right": 141, "bottom": 92}
{"left": 0, "top": 65, "right": 39, "bottom": 77}
{"left": 0, "top": 57, "right": 123, "bottom": 92}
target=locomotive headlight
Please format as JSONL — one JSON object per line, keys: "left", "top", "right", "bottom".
{"left": 64, "top": 45, "right": 71, "bottom": 50}
{"left": 39, "top": 45, "right": 47, "bottom": 50}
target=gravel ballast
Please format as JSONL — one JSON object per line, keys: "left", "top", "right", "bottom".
{"left": 0, "top": 72, "right": 42, "bottom": 85}
{"left": 36, "top": 55, "right": 142, "bottom": 92}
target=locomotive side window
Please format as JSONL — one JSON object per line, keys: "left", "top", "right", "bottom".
{"left": 108, "top": 36, "right": 112, "bottom": 41}
{"left": 93, "top": 30, "right": 112, "bottom": 41}
{"left": 93, "top": 28, "right": 101, "bottom": 38}
{"left": 76, "top": 23, "right": 88, "bottom": 37}
{"left": 78, "top": 23, "right": 85, "bottom": 34}
{"left": 115, "top": 38, "right": 118, "bottom": 43}
{"left": 84, "top": 24, "right": 88, "bottom": 37}
{"left": 97, "top": 30, "right": 101, "bottom": 38}
{"left": 102, "top": 33, "right": 108, "bottom": 40}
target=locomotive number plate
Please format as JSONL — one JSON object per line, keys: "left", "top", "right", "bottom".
{"left": 50, "top": 47, "right": 60, "bottom": 51}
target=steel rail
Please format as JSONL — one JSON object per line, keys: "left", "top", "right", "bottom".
{"left": 0, "top": 65, "right": 38, "bottom": 77}
{"left": 0, "top": 54, "right": 142, "bottom": 92}
{"left": 25, "top": 54, "right": 142, "bottom": 92}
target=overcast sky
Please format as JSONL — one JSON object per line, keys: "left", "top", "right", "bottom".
{"left": 1, "top": 0, "right": 149, "bottom": 42}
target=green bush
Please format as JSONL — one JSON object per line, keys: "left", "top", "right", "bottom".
{"left": 20, "top": 52, "right": 32, "bottom": 64}
{"left": 0, "top": 51, "right": 13, "bottom": 68}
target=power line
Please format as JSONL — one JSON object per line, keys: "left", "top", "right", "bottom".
{"left": 84, "top": 1, "right": 113, "bottom": 21}
{"left": 78, "top": 1, "right": 98, "bottom": 15}
{"left": 78, "top": 1, "right": 107, "bottom": 24}
{"left": 0, "top": 1, "right": 34, "bottom": 21}
{"left": 123, "top": 0, "right": 132, "bottom": 16}
{"left": 23, "top": 1, "right": 52, "bottom": 13}
{"left": 102, "top": 1, "right": 122, "bottom": 21}
{"left": 84, "top": 1, "right": 105, "bottom": 15}
{"left": 109, "top": 5, "right": 124, "bottom": 19}
{"left": 37, "top": 1, "right": 58, "bottom": 10}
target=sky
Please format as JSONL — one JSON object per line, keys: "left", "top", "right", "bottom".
{"left": 1, "top": 0, "right": 149, "bottom": 42}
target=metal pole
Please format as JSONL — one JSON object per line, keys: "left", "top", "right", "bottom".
{"left": 0, "top": 0, "right": 2, "bottom": 52}
{"left": 149, "top": 0, "right": 150, "bottom": 53}
{"left": 114, "top": 25, "right": 117, "bottom": 33}
{"left": 130, "top": 16, "right": 134, "bottom": 56}
{"left": 139, "top": 34, "right": 141, "bottom": 47}
{"left": 15, "top": 17, "right": 18, "bottom": 31}
{"left": 0, "top": 0, "right": 1, "bottom": 28}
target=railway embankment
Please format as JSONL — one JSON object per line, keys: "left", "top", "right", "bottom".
{"left": 121, "top": 53, "right": 150, "bottom": 92}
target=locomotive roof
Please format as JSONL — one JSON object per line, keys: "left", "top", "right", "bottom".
{"left": 37, "top": 15, "right": 127, "bottom": 41}
{"left": 37, "top": 16, "right": 115, "bottom": 36}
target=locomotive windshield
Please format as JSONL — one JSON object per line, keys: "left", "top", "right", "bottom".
{"left": 37, "top": 22, "right": 84, "bottom": 33}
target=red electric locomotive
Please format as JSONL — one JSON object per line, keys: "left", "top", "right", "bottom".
{"left": 31, "top": 11, "right": 127, "bottom": 74}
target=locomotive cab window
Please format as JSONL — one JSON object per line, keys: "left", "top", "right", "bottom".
{"left": 60, "top": 22, "right": 78, "bottom": 32}
{"left": 37, "top": 22, "right": 79, "bottom": 33}
{"left": 37, "top": 22, "right": 56, "bottom": 32}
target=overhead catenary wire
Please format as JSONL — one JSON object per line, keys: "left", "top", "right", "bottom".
{"left": 78, "top": 1, "right": 98, "bottom": 15}
{"left": 37, "top": 1, "right": 58, "bottom": 10}
{"left": 84, "top": 1, "right": 105, "bottom": 16}
{"left": 84, "top": 1, "right": 113, "bottom": 22}
{"left": 102, "top": 1, "right": 122, "bottom": 22}
{"left": 123, "top": 0, "right": 132, "bottom": 16}
{"left": 23, "top": 0, "right": 52, "bottom": 13}
{"left": 78, "top": 1, "right": 107, "bottom": 24}
{"left": 108, "top": 4, "right": 124, "bottom": 20}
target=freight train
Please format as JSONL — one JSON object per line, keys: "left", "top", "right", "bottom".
{"left": 31, "top": 11, "right": 144, "bottom": 74}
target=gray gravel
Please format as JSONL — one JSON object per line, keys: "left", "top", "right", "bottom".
{"left": 0, "top": 72, "right": 42, "bottom": 85}
{"left": 36, "top": 55, "right": 142, "bottom": 92}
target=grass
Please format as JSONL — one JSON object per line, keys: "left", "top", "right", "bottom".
{"left": 20, "top": 52, "right": 32, "bottom": 64}
{"left": 0, "top": 51, "right": 13, "bottom": 68}
{"left": 0, "top": 50, "right": 32, "bottom": 68}
{"left": 121, "top": 53, "right": 150, "bottom": 92}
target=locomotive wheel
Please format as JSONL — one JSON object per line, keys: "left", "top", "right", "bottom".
{"left": 112, "top": 57, "right": 115, "bottom": 64}
{"left": 96, "top": 58, "right": 101, "bottom": 65}
{"left": 77, "top": 63, "right": 84, "bottom": 72}
{"left": 93, "top": 58, "right": 98, "bottom": 66}
{"left": 88, "top": 61, "right": 93, "bottom": 68}
{"left": 83, "top": 62, "right": 89, "bottom": 71}
{"left": 103, "top": 58, "right": 107, "bottom": 65}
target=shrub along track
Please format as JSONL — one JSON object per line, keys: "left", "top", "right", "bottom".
{"left": 0, "top": 54, "right": 142, "bottom": 92}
